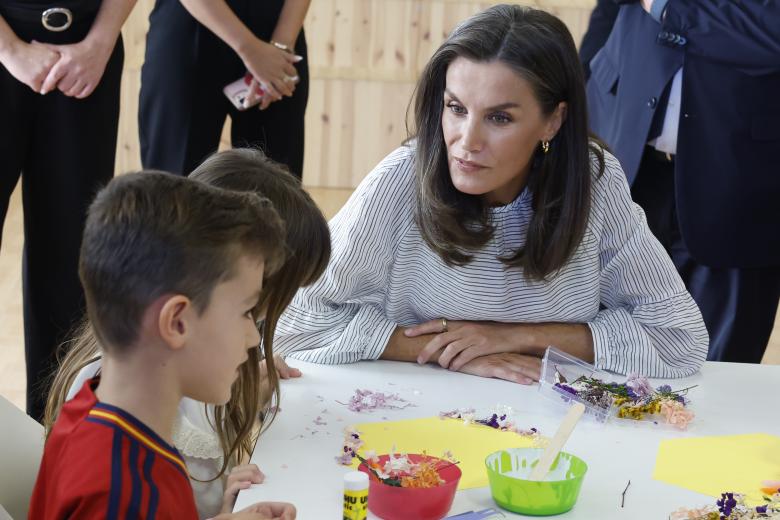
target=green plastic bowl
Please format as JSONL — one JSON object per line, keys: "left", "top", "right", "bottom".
{"left": 485, "top": 448, "right": 588, "bottom": 516}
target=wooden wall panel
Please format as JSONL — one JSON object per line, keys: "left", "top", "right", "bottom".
{"left": 115, "top": 0, "right": 595, "bottom": 188}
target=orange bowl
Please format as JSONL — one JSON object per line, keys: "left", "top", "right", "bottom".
{"left": 357, "top": 454, "right": 461, "bottom": 520}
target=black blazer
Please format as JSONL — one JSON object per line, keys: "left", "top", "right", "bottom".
{"left": 586, "top": 1, "right": 780, "bottom": 269}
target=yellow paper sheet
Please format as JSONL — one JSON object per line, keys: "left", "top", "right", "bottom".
{"left": 351, "top": 417, "right": 538, "bottom": 490}
{"left": 653, "top": 433, "right": 780, "bottom": 504}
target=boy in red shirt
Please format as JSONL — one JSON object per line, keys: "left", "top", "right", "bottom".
{"left": 29, "top": 172, "right": 295, "bottom": 519}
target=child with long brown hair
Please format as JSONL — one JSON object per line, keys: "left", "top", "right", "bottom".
{"left": 43, "top": 149, "right": 331, "bottom": 517}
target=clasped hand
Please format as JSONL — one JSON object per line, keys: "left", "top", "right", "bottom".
{"left": 1, "top": 37, "right": 114, "bottom": 98}
{"left": 406, "top": 320, "right": 542, "bottom": 384}
{"left": 239, "top": 39, "right": 301, "bottom": 110}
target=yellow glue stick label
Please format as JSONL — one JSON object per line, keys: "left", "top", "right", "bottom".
{"left": 343, "top": 489, "right": 368, "bottom": 520}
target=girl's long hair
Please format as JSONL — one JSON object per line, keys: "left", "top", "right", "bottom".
{"left": 44, "top": 148, "right": 331, "bottom": 481}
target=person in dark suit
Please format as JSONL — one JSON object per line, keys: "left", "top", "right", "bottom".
{"left": 584, "top": 0, "right": 780, "bottom": 363}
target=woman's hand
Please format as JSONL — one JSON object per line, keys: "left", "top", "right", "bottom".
{"left": 238, "top": 39, "right": 301, "bottom": 102}
{"left": 0, "top": 39, "right": 59, "bottom": 93}
{"left": 456, "top": 352, "right": 542, "bottom": 384}
{"left": 36, "top": 36, "right": 115, "bottom": 97}
{"left": 220, "top": 464, "right": 266, "bottom": 514}
{"left": 409, "top": 320, "right": 529, "bottom": 370}
{"left": 260, "top": 354, "right": 302, "bottom": 379}
{"left": 212, "top": 502, "right": 296, "bottom": 520}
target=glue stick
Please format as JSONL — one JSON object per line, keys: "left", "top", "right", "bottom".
{"left": 343, "top": 471, "right": 369, "bottom": 520}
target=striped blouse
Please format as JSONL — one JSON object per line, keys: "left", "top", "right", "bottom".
{"left": 275, "top": 145, "right": 708, "bottom": 377}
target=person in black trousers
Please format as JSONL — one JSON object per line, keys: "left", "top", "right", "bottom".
{"left": 139, "top": 0, "right": 310, "bottom": 178}
{"left": 0, "top": 0, "right": 136, "bottom": 420}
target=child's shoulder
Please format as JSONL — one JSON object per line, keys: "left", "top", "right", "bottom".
{"left": 37, "top": 390, "right": 198, "bottom": 518}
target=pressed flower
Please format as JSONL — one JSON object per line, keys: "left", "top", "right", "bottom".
{"left": 338, "top": 389, "right": 414, "bottom": 413}
{"left": 554, "top": 382, "right": 578, "bottom": 395}
{"left": 626, "top": 373, "right": 654, "bottom": 398}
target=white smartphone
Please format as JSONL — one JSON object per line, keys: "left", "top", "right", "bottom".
{"left": 223, "top": 73, "right": 264, "bottom": 111}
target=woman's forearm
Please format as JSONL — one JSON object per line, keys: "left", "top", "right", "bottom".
{"left": 381, "top": 327, "right": 441, "bottom": 363}
{"left": 403, "top": 319, "right": 595, "bottom": 366}
{"left": 178, "top": 0, "right": 258, "bottom": 56}
{"left": 514, "top": 322, "right": 594, "bottom": 362}
{"left": 0, "top": 15, "right": 20, "bottom": 59}
{"left": 271, "top": 0, "right": 311, "bottom": 48}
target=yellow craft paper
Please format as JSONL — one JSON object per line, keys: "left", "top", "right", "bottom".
{"left": 351, "top": 416, "right": 539, "bottom": 490}
{"left": 654, "top": 433, "right": 780, "bottom": 504}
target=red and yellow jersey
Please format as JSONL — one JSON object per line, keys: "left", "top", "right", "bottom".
{"left": 29, "top": 379, "right": 198, "bottom": 519}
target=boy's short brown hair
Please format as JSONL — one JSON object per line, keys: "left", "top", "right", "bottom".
{"left": 79, "top": 171, "right": 285, "bottom": 350}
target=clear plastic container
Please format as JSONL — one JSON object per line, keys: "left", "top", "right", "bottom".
{"left": 538, "top": 347, "right": 695, "bottom": 431}
{"left": 538, "top": 346, "right": 616, "bottom": 424}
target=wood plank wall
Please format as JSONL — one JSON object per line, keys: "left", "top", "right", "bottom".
{"left": 116, "top": 0, "right": 596, "bottom": 187}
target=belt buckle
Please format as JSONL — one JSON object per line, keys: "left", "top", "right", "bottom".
{"left": 41, "top": 7, "right": 73, "bottom": 32}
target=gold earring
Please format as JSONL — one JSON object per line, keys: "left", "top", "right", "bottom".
{"left": 542, "top": 140, "right": 550, "bottom": 154}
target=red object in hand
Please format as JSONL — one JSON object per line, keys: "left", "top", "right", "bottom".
{"left": 358, "top": 454, "right": 461, "bottom": 520}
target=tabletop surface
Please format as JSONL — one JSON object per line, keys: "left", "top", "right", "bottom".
{"left": 235, "top": 359, "right": 780, "bottom": 519}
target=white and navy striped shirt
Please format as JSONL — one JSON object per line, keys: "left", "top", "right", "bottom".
{"left": 276, "top": 145, "right": 708, "bottom": 377}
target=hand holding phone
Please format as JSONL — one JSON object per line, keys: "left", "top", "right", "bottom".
{"left": 223, "top": 72, "right": 266, "bottom": 111}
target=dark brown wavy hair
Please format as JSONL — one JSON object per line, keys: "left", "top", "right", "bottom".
{"left": 412, "top": 4, "right": 604, "bottom": 280}
{"left": 45, "top": 149, "right": 331, "bottom": 483}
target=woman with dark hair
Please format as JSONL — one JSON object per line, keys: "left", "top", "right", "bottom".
{"left": 275, "top": 4, "right": 708, "bottom": 381}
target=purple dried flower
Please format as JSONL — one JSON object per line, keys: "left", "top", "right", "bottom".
{"left": 554, "top": 383, "right": 578, "bottom": 396}
{"left": 339, "top": 389, "right": 414, "bottom": 413}
{"left": 477, "top": 413, "right": 501, "bottom": 429}
{"left": 626, "top": 373, "right": 654, "bottom": 398}
{"left": 335, "top": 452, "right": 354, "bottom": 465}
{"left": 657, "top": 384, "right": 672, "bottom": 393}
{"left": 717, "top": 492, "right": 737, "bottom": 517}
{"left": 756, "top": 505, "right": 768, "bottom": 514}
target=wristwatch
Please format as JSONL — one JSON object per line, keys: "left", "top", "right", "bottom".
{"left": 271, "top": 40, "right": 293, "bottom": 53}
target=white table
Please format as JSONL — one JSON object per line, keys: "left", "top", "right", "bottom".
{"left": 235, "top": 360, "right": 780, "bottom": 519}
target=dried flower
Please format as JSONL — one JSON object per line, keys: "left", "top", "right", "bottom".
{"left": 554, "top": 382, "right": 578, "bottom": 396}
{"left": 659, "top": 400, "right": 695, "bottom": 430}
{"left": 554, "top": 375, "right": 696, "bottom": 428}
{"left": 671, "top": 490, "right": 780, "bottom": 519}
{"left": 338, "top": 389, "right": 414, "bottom": 413}
{"left": 626, "top": 373, "right": 654, "bottom": 398}
{"left": 335, "top": 426, "right": 365, "bottom": 465}
{"left": 356, "top": 451, "right": 458, "bottom": 489}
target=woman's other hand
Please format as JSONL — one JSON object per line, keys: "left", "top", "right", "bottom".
{"left": 36, "top": 36, "right": 115, "bottom": 97}
{"left": 238, "top": 39, "right": 301, "bottom": 101}
{"left": 456, "top": 352, "right": 541, "bottom": 384}
{"left": 0, "top": 39, "right": 59, "bottom": 93}
{"left": 409, "top": 319, "right": 531, "bottom": 370}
